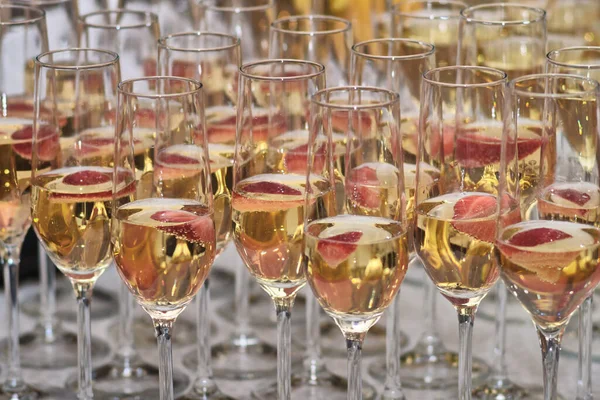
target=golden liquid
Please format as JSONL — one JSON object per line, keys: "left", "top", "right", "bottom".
{"left": 32, "top": 167, "right": 132, "bottom": 283}
{"left": 346, "top": 162, "right": 401, "bottom": 219}
{"left": 305, "top": 215, "right": 408, "bottom": 333}
{"left": 232, "top": 173, "right": 335, "bottom": 300}
{"left": 114, "top": 198, "right": 216, "bottom": 320}
{"left": 497, "top": 220, "right": 600, "bottom": 330}
{"left": 416, "top": 192, "right": 499, "bottom": 307}
{"left": 475, "top": 37, "right": 545, "bottom": 80}
{"left": 538, "top": 182, "right": 600, "bottom": 226}
{"left": 400, "top": 24, "right": 459, "bottom": 68}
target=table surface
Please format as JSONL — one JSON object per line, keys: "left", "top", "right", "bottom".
{"left": 7, "top": 243, "right": 595, "bottom": 399}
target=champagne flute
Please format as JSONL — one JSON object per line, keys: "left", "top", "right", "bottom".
{"left": 306, "top": 86, "right": 409, "bottom": 400}
{"left": 350, "top": 38, "right": 435, "bottom": 399}
{"left": 194, "top": 0, "right": 274, "bottom": 61}
{"left": 32, "top": 48, "right": 121, "bottom": 400}
{"left": 458, "top": 4, "right": 547, "bottom": 399}
{"left": 157, "top": 31, "right": 241, "bottom": 400}
{"left": 544, "top": 48, "right": 600, "bottom": 400}
{"left": 111, "top": 0, "right": 196, "bottom": 34}
{"left": 0, "top": 5, "right": 58, "bottom": 398}
{"left": 499, "top": 73, "right": 600, "bottom": 400}
{"left": 112, "top": 76, "right": 216, "bottom": 400}
{"left": 391, "top": 0, "right": 467, "bottom": 68}
{"left": 231, "top": 59, "right": 326, "bottom": 400}
{"left": 266, "top": 14, "right": 366, "bottom": 400}
{"left": 458, "top": 3, "right": 546, "bottom": 80}
{"left": 270, "top": 14, "right": 352, "bottom": 86}
{"left": 416, "top": 66, "right": 509, "bottom": 400}
{"left": 191, "top": 0, "right": 280, "bottom": 381}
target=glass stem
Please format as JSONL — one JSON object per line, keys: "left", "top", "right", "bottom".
{"left": 234, "top": 257, "right": 251, "bottom": 341}
{"left": 304, "top": 293, "right": 323, "bottom": 382}
{"left": 346, "top": 335, "right": 365, "bottom": 400}
{"left": 38, "top": 245, "right": 57, "bottom": 342}
{"left": 577, "top": 296, "right": 593, "bottom": 400}
{"left": 419, "top": 271, "right": 442, "bottom": 355}
{"left": 490, "top": 282, "right": 509, "bottom": 383}
{"left": 154, "top": 319, "right": 175, "bottom": 400}
{"left": 116, "top": 281, "right": 136, "bottom": 365}
{"left": 2, "top": 244, "right": 25, "bottom": 393}
{"left": 73, "top": 281, "right": 94, "bottom": 400}
{"left": 537, "top": 326, "right": 564, "bottom": 400}
{"left": 457, "top": 306, "right": 476, "bottom": 400}
{"left": 193, "top": 278, "right": 217, "bottom": 395}
{"left": 383, "top": 289, "right": 405, "bottom": 399}
{"left": 276, "top": 297, "right": 294, "bottom": 400}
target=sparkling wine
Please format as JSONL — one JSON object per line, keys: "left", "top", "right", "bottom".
{"left": 415, "top": 192, "right": 502, "bottom": 307}
{"left": 232, "top": 173, "right": 335, "bottom": 299}
{"left": 538, "top": 182, "right": 600, "bottom": 225}
{"left": 114, "top": 198, "right": 215, "bottom": 318}
{"left": 497, "top": 220, "right": 600, "bottom": 330}
{"left": 32, "top": 166, "right": 134, "bottom": 282}
{"left": 0, "top": 118, "right": 59, "bottom": 243}
{"left": 475, "top": 37, "right": 545, "bottom": 79}
{"left": 346, "top": 162, "right": 401, "bottom": 219}
{"left": 401, "top": 22, "right": 459, "bottom": 67}
{"left": 305, "top": 215, "right": 408, "bottom": 333}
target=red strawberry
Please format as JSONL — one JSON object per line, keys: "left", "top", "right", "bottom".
{"left": 346, "top": 165, "right": 380, "bottom": 209}
{"left": 552, "top": 188, "right": 591, "bottom": 207}
{"left": 6, "top": 101, "right": 67, "bottom": 128}
{"left": 452, "top": 194, "right": 497, "bottom": 242}
{"left": 316, "top": 231, "right": 363, "bottom": 266}
{"left": 508, "top": 227, "right": 572, "bottom": 247}
{"left": 63, "top": 170, "right": 111, "bottom": 186}
{"left": 143, "top": 58, "right": 157, "bottom": 77}
{"left": 456, "top": 131, "right": 541, "bottom": 168}
{"left": 242, "top": 181, "right": 301, "bottom": 196}
{"left": 330, "top": 110, "right": 372, "bottom": 134}
{"left": 12, "top": 125, "right": 60, "bottom": 161}
{"left": 284, "top": 142, "right": 328, "bottom": 174}
{"left": 151, "top": 210, "right": 216, "bottom": 245}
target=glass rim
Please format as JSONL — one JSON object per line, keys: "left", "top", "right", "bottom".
{"left": 546, "top": 46, "right": 600, "bottom": 70}
{"left": 270, "top": 14, "right": 351, "bottom": 36}
{"left": 352, "top": 38, "right": 435, "bottom": 61}
{"left": 0, "top": 4, "right": 45, "bottom": 26}
{"left": 423, "top": 65, "right": 508, "bottom": 88}
{"left": 391, "top": 0, "right": 468, "bottom": 20}
{"left": 311, "top": 86, "right": 400, "bottom": 110}
{"left": 204, "top": 0, "right": 273, "bottom": 12}
{"left": 79, "top": 9, "right": 159, "bottom": 29}
{"left": 509, "top": 73, "right": 600, "bottom": 99}
{"left": 118, "top": 76, "right": 203, "bottom": 99}
{"left": 35, "top": 48, "right": 119, "bottom": 70}
{"left": 460, "top": 3, "right": 546, "bottom": 26}
{"left": 158, "top": 31, "right": 240, "bottom": 53}
{"left": 239, "top": 59, "right": 325, "bottom": 82}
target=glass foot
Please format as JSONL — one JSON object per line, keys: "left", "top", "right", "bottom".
{"left": 0, "top": 385, "right": 76, "bottom": 400}
{"left": 107, "top": 316, "right": 213, "bottom": 348}
{"left": 252, "top": 369, "right": 376, "bottom": 400}
{"left": 396, "top": 345, "right": 490, "bottom": 390}
{"left": 473, "top": 380, "right": 557, "bottom": 400}
{"left": 205, "top": 334, "right": 279, "bottom": 380}
{"left": 21, "top": 282, "right": 118, "bottom": 322}
{"left": 218, "top": 295, "right": 306, "bottom": 328}
{"left": 8, "top": 324, "right": 110, "bottom": 369}
{"left": 179, "top": 383, "right": 235, "bottom": 400}
{"left": 320, "top": 319, "right": 408, "bottom": 357}
{"left": 65, "top": 359, "right": 189, "bottom": 399}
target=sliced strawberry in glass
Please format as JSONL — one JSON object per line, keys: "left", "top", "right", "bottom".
{"left": 452, "top": 194, "right": 497, "bottom": 242}
{"left": 455, "top": 130, "right": 542, "bottom": 168}
{"left": 242, "top": 180, "right": 301, "bottom": 196}
{"left": 6, "top": 100, "right": 67, "bottom": 128}
{"left": 508, "top": 227, "right": 572, "bottom": 247}
{"left": 316, "top": 231, "right": 363, "bottom": 266}
{"left": 63, "top": 169, "right": 111, "bottom": 186}
{"left": 552, "top": 188, "right": 591, "bottom": 207}
{"left": 284, "top": 142, "right": 328, "bottom": 174}
{"left": 329, "top": 110, "right": 372, "bottom": 133}
{"left": 232, "top": 179, "right": 304, "bottom": 212}
{"left": 151, "top": 210, "right": 215, "bottom": 245}
{"left": 12, "top": 125, "right": 60, "bottom": 161}
{"left": 346, "top": 165, "right": 380, "bottom": 209}
{"left": 155, "top": 146, "right": 204, "bottom": 181}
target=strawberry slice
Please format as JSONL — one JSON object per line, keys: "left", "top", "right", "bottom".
{"left": 347, "top": 165, "right": 380, "bottom": 209}
{"left": 63, "top": 170, "right": 111, "bottom": 186}
{"left": 158, "top": 153, "right": 200, "bottom": 165}
{"left": 284, "top": 142, "right": 328, "bottom": 174}
{"left": 552, "top": 188, "right": 591, "bottom": 207}
{"left": 12, "top": 125, "right": 60, "bottom": 161}
{"left": 452, "top": 194, "right": 497, "bottom": 242}
{"left": 151, "top": 210, "right": 215, "bottom": 245}
{"left": 242, "top": 181, "right": 301, "bottom": 196}
{"left": 330, "top": 110, "right": 372, "bottom": 134}
{"left": 455, "top": 131, "right": 542, "bottom": 168}
{"left": 6, "top": 101, "right": 67, "bottom": 128}
{"left": 316, "top": 231, "right": 363, "bottom": 266}
{"left": 508, "top": 227, "right": 572, "bottom": 247}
